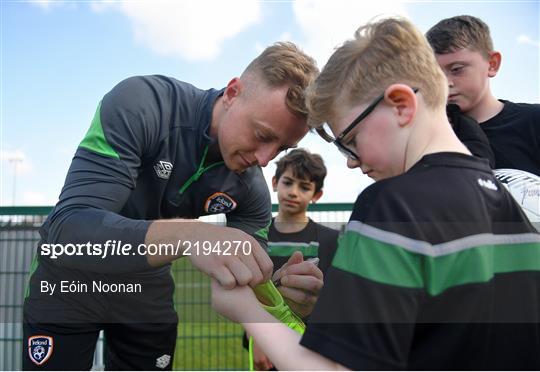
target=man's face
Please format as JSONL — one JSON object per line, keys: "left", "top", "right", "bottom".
{"left": 435, "top": 48, "right": 493, "bottom": 114}
{"left": 272, "top": 168, "right": 320, "bottom": 216}
{"left": 218, "top": 82, "right": 308, "bottom": 173}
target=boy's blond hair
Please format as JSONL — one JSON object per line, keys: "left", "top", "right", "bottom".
{"left": 242, "top": 42, "right": 319, "bottom": 120}
{"left": 426, "top": 15, "right": 493, "bottom": 59}
{"left": 307, "top": 17, "right": 447, "bottom": 128}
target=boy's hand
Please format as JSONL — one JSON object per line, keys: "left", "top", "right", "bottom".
{"left": 211, "top": 279, "right": 263, "bottom": 324}
{"left": 272, "top": 252, "right": 324, "bottom": 318}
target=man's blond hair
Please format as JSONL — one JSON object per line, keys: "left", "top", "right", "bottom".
{"left": 242, "top": 42, "right": 318, "bottom": 119}
{"left": 307, "top": 17, "right": 447, "bottom": 128}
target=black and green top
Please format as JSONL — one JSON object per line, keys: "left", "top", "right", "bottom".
{"left": 301, "top": 152, "right": 540, "bottom": 370}
{"left": 267, "top": 218, "right": 339, "bottom": 275}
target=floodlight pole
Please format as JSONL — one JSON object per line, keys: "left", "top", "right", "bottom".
{"left": 8, "top": 156, "right": 23, "bottom": 205}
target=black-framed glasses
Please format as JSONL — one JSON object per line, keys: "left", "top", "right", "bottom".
{"left": 316, "top": 88, "right": 419, "bottom": 160}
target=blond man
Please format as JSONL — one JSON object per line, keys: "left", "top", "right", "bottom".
{"left": 212, "top": 18, "right": 540, "bottom": 370}
{"left": 23, "top": 43, "right": 319, "bottom": 370}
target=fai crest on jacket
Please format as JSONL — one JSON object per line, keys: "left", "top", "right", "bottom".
{"left": 28, "top": 335, "right": 54, "bottom": 366}
{"left": 205, "top": 192, "right": 237, "bottom": 214}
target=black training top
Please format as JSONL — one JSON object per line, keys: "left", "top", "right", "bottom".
{"left": 480, "top": 100, "right": 540, "bottom": 175}
{"left": 267, "top": 218, "right": 339, "bottom": 275}
{"left": 301, "top": 152, "right": 540, "bottom": 370}
{"left": 38, "top": 75, "right": 272, "bottom": 274}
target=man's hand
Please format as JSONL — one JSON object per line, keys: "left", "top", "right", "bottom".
{"left": 145, "top": 220, "right": 273, "bottom": 289}
{"left": 272, "top": 251, "right": 323, "bottom": 318}
{"left": 188, "top": 226, "right": 273, "bottom": 289}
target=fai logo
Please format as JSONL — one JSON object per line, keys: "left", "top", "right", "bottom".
{"left": 204, "top": 192, "right": 237, "bottom": 214}
{"left": 28, "top": 335, "right": 53, "bottom": 366}
{"left": 154, "top": 160, "right": 173, "bottom": 180}
{"left": 156, "top": 354, "right": 171, "bottom": 369}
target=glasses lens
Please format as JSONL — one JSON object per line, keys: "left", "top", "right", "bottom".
{"left": 334, "top": 141, "right": 358, "bottom": 160}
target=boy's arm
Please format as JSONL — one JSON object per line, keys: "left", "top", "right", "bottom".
{"left": 447, "top": 103, "right": 495, "bottom": 167}
{"left": 244, "top": 321, "right": 349, "bottom": 371}
{"left": 211, "top": 280, "right": 347, "bottom": 371}
{"left": 250, "top": 339, "right": 273, "bottom": 371}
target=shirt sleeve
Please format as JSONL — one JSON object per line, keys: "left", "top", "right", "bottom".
{"left": 300, "top": 186, "right": 425, "bottom": 370}
{"left": 225, "top": 166, "right": 272, "bottom": 250}
{"left": 447, "top": 104, "right": 495, "bottom": 168}
{"left": 41, "top": 76, "right": 164, "bottom": 274}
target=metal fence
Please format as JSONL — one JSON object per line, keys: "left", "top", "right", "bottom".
{"left": 0, "top": 204, "right": 352, "bottom": 370}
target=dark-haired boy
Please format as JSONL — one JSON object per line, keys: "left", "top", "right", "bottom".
{"left": 269, "top": 149, "right": 339, "bottom": 277}
{"left": 248, "top": 148, "right": 338, "bottom": 370}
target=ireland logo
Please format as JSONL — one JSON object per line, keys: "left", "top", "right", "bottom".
{"left": 204, "top": 192, "right": 237, "bottom": 214}
{"left": 28, "top": 335, "right": 53, "bottom": 366}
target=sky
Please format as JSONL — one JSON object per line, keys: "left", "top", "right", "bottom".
{"left": 1, "top": 0, "right": 539, "bottom": 206}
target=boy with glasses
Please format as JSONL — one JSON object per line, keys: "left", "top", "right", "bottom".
{"left": 211, "top": 17, "right": 540, "bottom": 370}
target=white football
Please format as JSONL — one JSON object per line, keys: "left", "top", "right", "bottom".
{"left": 493, "top": 169, "right": 540, "bottom": 223}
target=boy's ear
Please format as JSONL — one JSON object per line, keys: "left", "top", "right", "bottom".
{"left": 487, "top": 51, "right": 502, "bottom": 78}
{"left": 222, "top": 77, "right": 243, "bottom": 108}
{"left": 271, "top": 176, "right": 278, "bottom": 191}
{"left": 384, "top": 84, "right": 417, "bottom": 127}
{"left": 311, "top": 190, "right": 323, "bottom": 203}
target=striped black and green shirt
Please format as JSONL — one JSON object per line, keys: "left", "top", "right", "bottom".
{"left": 267, "top": 218, "right": 339, "bottom": 275}
{"left": 301, "top": 152, "right": 540, "bottom": 370}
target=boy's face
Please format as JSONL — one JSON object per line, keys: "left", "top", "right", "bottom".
{"left": 330, "top": 95, "right": 407, "bottom": 181}
{"left": 272, "top": 168, "right": 321, "bottom": 216}
{"left": 434, "top": 48, "right": 495, "bottom": 114}
{"left": 217, "top": 80, "right": 309, "bottom": 173}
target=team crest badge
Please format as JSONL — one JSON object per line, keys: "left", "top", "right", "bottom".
{"left": 28, "top": 335, "right": 53, "bottom": 366}
{"left": 204, "top": 192, "right": 237, "bottom": 214}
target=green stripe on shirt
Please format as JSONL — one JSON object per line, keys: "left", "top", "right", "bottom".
{"left": 79, "top": 101, "right": 120, "bottom": 159}
{"left": 332, "top": 227, "right": 540, "bottom": 296}
{"left": 267, "top": 242, "right": 319, "bottom": 257}
{"left": 24, "top": 253, "right": 40, "bottom": 299}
